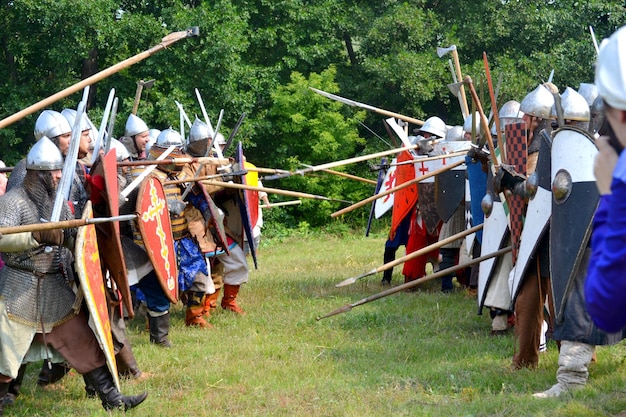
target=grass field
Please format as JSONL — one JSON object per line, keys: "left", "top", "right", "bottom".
{"left": 6, "top": 231, "right": 626, "bottom": 416}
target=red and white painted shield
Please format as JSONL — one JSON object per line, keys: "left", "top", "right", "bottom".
{"left": 137, "top": 175, "right": 178, "bottom": 303}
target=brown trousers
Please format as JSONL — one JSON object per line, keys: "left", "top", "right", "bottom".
{"left": 512, "top": 272, "right": 553, "bottom": 369}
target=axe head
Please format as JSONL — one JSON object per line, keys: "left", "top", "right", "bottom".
{"left": 437, "top": 45, "right": 457, "bottom": 58}
{"left": 142, "top": 79, "right": 156, "bottom": 89}
{"left": 448, "top": 81, "right": 463, "bottom": 96}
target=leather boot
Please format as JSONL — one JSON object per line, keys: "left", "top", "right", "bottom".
{"left": 116, "top": 344, "right": 142, "bottom": 379}
{"left": 84, "top": 365, "right": 147, "bottom": 411}
{"left": 185, "top": 292, "right": 212, "bottom": 328}
{"left": 0, "top": 382, "right": 9, "bottom": 416}
{"left": 221, "top": 284, "right": 245, "bottom": 315}
{"left": 37, "top": 360, "right": 71, "bottom": 386}
{"left": 148, "top": 312, "right": 172, "bottom": 348}
{"left": 206, "top": 289, "right": 220, "bottom": 314}
{"left": 4, "top": 364, "right": 26, "bottom": 406}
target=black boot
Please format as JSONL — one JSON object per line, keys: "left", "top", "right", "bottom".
{"left": 84, "top": 365, "right": 147, "bottom": 411}
{"left": 37, "top": 360, "right": 71, "bottom": 386}
{"left": 0, "top": 381, "right": 9, "bottom": 416}
{"left": 4, "top": 364, "right": 26, "bottom": 406}
{"left": 116, "top": 344, "right": 142, "bottom": 378}
{"left": 381, "top": 246, "right": 397, "bottom": 284}
{"left": 83, "top": 374, "right": 97, "bottom": 398}
{"left": 148, "top": 312, "right": 172, "bottom": 348}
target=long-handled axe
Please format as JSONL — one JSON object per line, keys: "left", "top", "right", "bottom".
{"left": 437, "top": 45, "right": 469, "bottom": 118}
{"left": 132, "top": 79, "right": 155, "bottom": 115}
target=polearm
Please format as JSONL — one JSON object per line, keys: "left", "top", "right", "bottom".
{"left": 369, "top": 151, "right": 468, "bottom": 170}
{"left": 0, "top": 214, "right": 137, "bottom": 235}
{"left": 163, "top": 170, "right": 248, "bottom": 186}
{"left": 331, "top": 159, "right": 465, "bottom": 218}
{"left": 483, "top": 52, "right": 506, "bottom": 163}
{"left": 335, "top": 223, "right": 484, "bottom": 287}
{"left": 185, "top": 179, "right": 352, "bottom": 204}
{"left": 0, "top": 27, "right": 200, "bottom": 129}
{"left": 316, "top": 246, "right": 512, "bottom": 321}
{"left": 260, "top": 200, "right": 302, "bottom": 209}
{"left": 262, "top": 144, "right": 418, "bottom": 181}
{"left": 309, "top": 87, "right": 425, "bottom": 126}
{"left": 117, "top": 156, "right": 230, "bottom": 167}
{"left": 299, "top": 163, "right": 377, "bottom": 185}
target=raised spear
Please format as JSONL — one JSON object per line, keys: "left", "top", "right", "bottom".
{"left": 309, "top": 87, "right": 425, "bottom": 126}
{"left": 336, "top": 224, "right": 484, "bottom": 287}
{"left": 190, "top": 179, "right": 352, "bottom": 204}
{"left": 316, "top": 247, "right": 512, "bottom": 321}
{"left": 331, "top": 159, "right": 465, "bottom": 218}
{"left": 0, "top": 27, "right": 199, "bottom": 129}
{"left": 262, "top": 145, "right": 418, "bottom": 181}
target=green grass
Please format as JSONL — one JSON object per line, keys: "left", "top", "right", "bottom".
{"left": 6, "top": 232, "right": 626, "bottom": 416}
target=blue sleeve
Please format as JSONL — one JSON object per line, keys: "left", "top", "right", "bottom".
{"left": 585, "top": 179, "right": 626, "bottom": 332}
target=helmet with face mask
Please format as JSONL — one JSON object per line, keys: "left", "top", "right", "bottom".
{"left": 187, "top": 118, "right": 211, "bottom": 157}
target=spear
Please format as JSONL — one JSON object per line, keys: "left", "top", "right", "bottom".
{"left": 331, "top": 159, "right": 465, "bottom": 218}
{"left": 0, "top": 27, "right": 200, "bottom": 129}
{"left": 316, "top": 246, "right": 512, "bottom": 321}
{"left": 260, "top": 200, "right": 302, "bottom": 209}
{"left": 0, "top": 215, "right": 137, "bottom": 235}
{"left": 116, "top": 156, "right": 229, "bottom": 167}
{"left": 163, "top": 170, "right": 248, "bottom": 186}
{"left": 299, "top": 163, "right": 376, "bottom": 185}
{"left": 369, "top": 151, "right": 468, "bottom": 170}
{"left": 191, "top": 179, "right": 352, "bottom": 204}
{"left": 262, "top": 145, "right": 418, "bottom": 181}
{"left": 309, "top": 87, "right": 425, "bottom": 126}
{"left": 336, "top": 224, "right": 484, "bottom": 287}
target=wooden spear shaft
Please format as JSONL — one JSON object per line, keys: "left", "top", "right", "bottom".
{"left": 331, "top": 159, "right": 464, "bottom": 218}
{"left": 336, "top": 223, "right": 484, "bottom": 286}
{"left": 116, "top": 156, "right": 229, "bottom": 167}
{"left": 316, "top": 246, "right": 512, "bottom": 321}
{"left": 187, "top": 179, "right": 346, "bottom": 202}
{"left": 260, "top": 200, "right": 302, "bottom": 209}
{"left": 0, "top": 27, "right": 199, "bottom": 129}
{"left": 0, "top": 214, "right": 136, "bottom": 235}
{"left": 483, "top": 52, "right": 506, "bottom": 163}
{"left": 263, "top": 145, "right": 418, "bottom": 181}
{"left": 463, "top": 76, "right": 499, "bottom": 167}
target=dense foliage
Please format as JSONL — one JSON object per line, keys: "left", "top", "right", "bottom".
{"left": 1, "top": 0, "right": 624, "bottom": 226}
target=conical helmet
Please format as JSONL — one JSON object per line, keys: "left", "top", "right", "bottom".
{"left": 418, "top": 116, "right": 447, "bottom": 138}
{"left": 595, "top": 26, "right": 626, "bottom": 110}
{"left": 444, "top": 125, "right": 464, "bottom": 141}
{"left": 109, "top": 138, "right": 131, "bottom": 162}
{"left": 520, "top": 85, "right": 555, "bottom": 119}
{"left": 188, "top": 118, "right": 211, "bottom": 143}
{"left": 499, "top": 100, "right": 523, "bottom": 120}
{"left": 463, "top": 112, "right": 480, "bottom": 133}
{"left": 215, "top": 132, "right": 226, "bottom": 145}
{"left": 577, "top": 83, "right": 598, "bottom": 107}
{"left": 155, "top": 128, "right": 184, "bottom": 148}
{"left": 26, "top": 136, "right": 64, "bottom": 170}
{"left": 552, "top": 87, "right": 590, "bottom": 122}
{"left": 124, "top": 114, "right": 149, "bottom": 137}
{"left": 61, "top": 108, "right": 92, "bottom": 133}
{"left": 34, "top": 110, "right": 71, "bottom": 140}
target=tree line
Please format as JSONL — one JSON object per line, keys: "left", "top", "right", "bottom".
{"left": 1, "top": 0, "right": 623, "bottom": 227}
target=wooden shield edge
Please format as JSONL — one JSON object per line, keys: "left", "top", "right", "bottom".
{"left": 75, "top": 201, "right": 120, "bottom": 391}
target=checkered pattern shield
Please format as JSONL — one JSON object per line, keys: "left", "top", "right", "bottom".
{"left": 504, "top": 122, "right": 527, "bottom": 264}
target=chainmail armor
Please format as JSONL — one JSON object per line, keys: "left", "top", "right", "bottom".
{"left": 0, "top": 173, "right": 80, "bottom": 331}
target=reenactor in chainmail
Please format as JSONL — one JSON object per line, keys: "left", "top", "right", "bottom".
{"left": 0, "top": 137, "right": 147, "bottom": 413}
{"left": 119, "top": 114, "right": 152, "bottom": 160}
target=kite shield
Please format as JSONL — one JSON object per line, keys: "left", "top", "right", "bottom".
{"left": 90, "top": 149, "right": 134, "bottom": 318}
{"left": 75, "top": 201, "right": 120, "bottom": 391}
{"left": 136, "top": 175, "right": 178, "bottom": 303}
